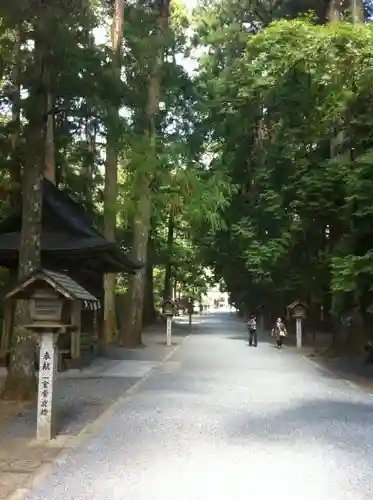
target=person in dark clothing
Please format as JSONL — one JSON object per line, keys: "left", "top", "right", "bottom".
{"left": 247, "top": 315, "right": 258, "bottom": 347}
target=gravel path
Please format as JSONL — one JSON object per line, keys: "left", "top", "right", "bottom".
{"left": 24, "top": 313, "right": 373, "bottom": 500}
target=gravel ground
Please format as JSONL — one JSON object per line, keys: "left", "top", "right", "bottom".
{"left": 0, "top": 322, "right": 190, "bottom": 440}
{"left": 24, "top": 313, "right": 373, "bottom": 500}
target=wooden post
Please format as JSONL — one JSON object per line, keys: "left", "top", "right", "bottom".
{"left": 37, "top": 331, "right": 59, "bottom": 441}
{"left": 187, "top": 300, "right": 193, "bottom": 329}
{"left": 0, "top": 300, "right": 13, "bottom": 359}
{"left": 70, "top": 301, "right": 81, "bottom": 359}
{"left": 93, "top": 308, "right": 99, "bottom": 343}
{"left": 94, "top": 306, "right": 103, "bottom": 355}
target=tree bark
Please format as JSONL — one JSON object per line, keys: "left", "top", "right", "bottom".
{"left": 83, "top": 113, "right": 94, "bottom": 209}
{"left": 120, "top": 191, "right": 151, "bottom": 346}
{"left": 103, "top": 0, "right": 125, "bottom": 346}
{"left": 351, "top": 0, "right": 364, "bottom": 23}
{"left": 173, "top": 277, "right": 177, "bottom": 301}
{"left": 44, "top": 92, "right": 55, "bottom": 183}
{"left": 120, "top": 0, "right": 170, "bottom": 347}
{"left": 103, "top": 127, "right": 118, "bottom": 345}
{"left": 326, "top": 0, "right": 342, "bottom": 22}
{"left": 143, "top": 234, "right": 156, "bottom": 326}
{"left": 1, "top": 15, "right": 47, "bottom": 401}
{"left": 9, "top": 26, "right": 22, "bottom": 208}
{"left": 82, "top": 30, "right": 95, "bottom": 210}
{"left": 163, "top": 213, "right": 174, "bottom": 302}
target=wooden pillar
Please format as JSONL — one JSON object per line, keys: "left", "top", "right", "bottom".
{"left": 0, "top": 300, "right": 13, "bottom": 359}
{"left": 70, "top": 301, "right": 82, "bottom": 359}
{"left": 1, "top": 269, "right": 17, "bottom": 361}
{"left": 93, "top": 308, "right": 99, "bottom": 345}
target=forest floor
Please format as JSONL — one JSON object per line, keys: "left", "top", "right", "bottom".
{"left": 0, "top": 318, "right": 193, "bottom": 499}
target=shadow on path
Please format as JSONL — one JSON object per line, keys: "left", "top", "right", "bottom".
{"left": 225, "top": 397, "right": 373, "bottom": 449}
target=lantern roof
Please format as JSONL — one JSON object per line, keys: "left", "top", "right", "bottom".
{"left": 287, "top": 300, "right": 308, "bottom": 310}
{"left": 6, "top": 269, "right": 100, "bottom": 307}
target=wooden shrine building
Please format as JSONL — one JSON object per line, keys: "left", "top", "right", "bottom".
{"left": 0, "top": 178, "right": 142, "bottom": 368}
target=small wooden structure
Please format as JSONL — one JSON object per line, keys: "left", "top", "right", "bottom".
{"left": 162, "top": 299, "right": 176, "bottom": 317}
{"left": 6, "top": 269, "right": 100, "bottom": 441}
{"left": 6, "top": 268, "right": 100, "bottom": 331}
{"left": 287, "top": 300, "right": 308, "bottom": 319}
{"left": 0, "top": 178, "right": 142, "bottom": 367}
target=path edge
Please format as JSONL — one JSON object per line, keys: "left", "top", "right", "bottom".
{"left": 303, "top": 354, "right": 373, "bottom": 395}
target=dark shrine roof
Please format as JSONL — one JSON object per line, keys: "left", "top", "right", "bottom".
{"left": 0, "top": 179, "right": 142, "bottom": 274}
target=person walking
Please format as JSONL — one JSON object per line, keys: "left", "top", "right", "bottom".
{"left": 272, "top": 317, "right": 287, "bottom": 348}
{"left": 247, "top": 315, "right": 258, "bottom": 347}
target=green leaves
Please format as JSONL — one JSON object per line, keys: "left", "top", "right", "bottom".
{"left": 192, "top": 2, "right": 373, "bottom": 319}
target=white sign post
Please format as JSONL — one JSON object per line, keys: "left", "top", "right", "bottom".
{"left": 37, "top": 331, "right": 59, "bottom": 441}
{"left": 289, "top": 302, "right": 307, "bottom": 350}
{"left": 296, "top": 318, "right": 302, "bottom": 349}
{"left": 166, "top": 317, "right": 172, "bottom": 346}
{"left": 163, "top": 300, "right": 174, "bottom": 346}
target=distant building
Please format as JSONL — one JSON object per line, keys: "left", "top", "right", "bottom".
{"left": 202, "top": 286, "right": 229, "bottom": 309}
